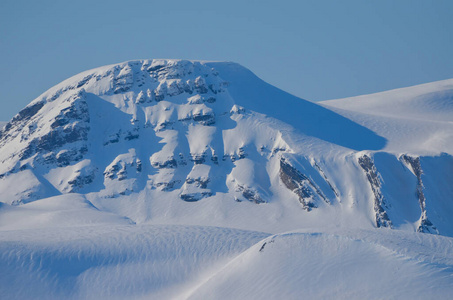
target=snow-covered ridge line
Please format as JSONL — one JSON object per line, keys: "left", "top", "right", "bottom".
{"left": 27, "top": 59, "right": 235, "bottom": 106}
{"left": 1, "top": 59, "right": 453, "bottom": 299}
{"left": 320, "top": 78, "right": 453, "bottom": 155}
{"left": 0, "top": 59, "right": 452, "bottom": 239}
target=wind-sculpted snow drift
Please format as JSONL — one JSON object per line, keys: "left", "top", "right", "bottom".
{"left": 1, "top": 59, "right": 453, "bottom": 299}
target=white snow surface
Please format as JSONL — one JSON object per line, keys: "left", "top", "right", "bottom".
{"left": 1, "top": 215, "right": 452, "bottom": 299}
{"left": 321, "top": 79, "right": 453, "bottom": 155}
{"left": 1, "top": 59, "right": 453, "bottom": 299}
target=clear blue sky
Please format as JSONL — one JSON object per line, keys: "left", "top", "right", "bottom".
{"left": 1, "top": 0, "right": 452, "bottom": 121}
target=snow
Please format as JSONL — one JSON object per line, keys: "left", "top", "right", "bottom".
{"left": 0, "top": 194, "right": 131, "bottom": 231}
{"left": 208, "top": 62, "right": 387, "bottom": 151}
{"left": 1, "top": 59, "right": 453, "bottom": 298}
{"left": 1, "top": 222, "right": 452, "bottom": 299}
{"left": 419, "top": 154, "right": 453, "bottom": 237}
{"left": 321, "top": 78, "right": 453, "bottom": 122}
{"left": 0, "top": 169, "right": 57, "bottom": 205}
{"left": 373, "top": 152, "right": 421, "bottom": 231}
{"left": 187, "top": 229, "right": 453, "bottom": 300}
{"left": 0, "top": 224, "right": 269, "bottom": 299}
{"left": 45, "top": 159, "right": 94, "bottom": 193}
{"left": 320, "top": 79, "right": 453, "bottom": 155}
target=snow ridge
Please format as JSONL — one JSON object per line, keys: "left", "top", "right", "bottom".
{"left": 1, "top": 59, "right": 453, "bottom": 299}
{"left": 0, "top": 59, "right": 452, "bottom": 237}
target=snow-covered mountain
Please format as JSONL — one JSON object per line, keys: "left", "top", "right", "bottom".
{"left": 1, "top": 59, "right": 452, "bottom": 235}
{"left": 1, "top": 59, "right": 453, "bottom": 299}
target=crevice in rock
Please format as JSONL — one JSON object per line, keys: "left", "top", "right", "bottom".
{"left": 358, "top": 154, "right": 392, "bottom": 228}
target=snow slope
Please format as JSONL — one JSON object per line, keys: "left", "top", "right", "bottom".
{"left": 321, "top": 79, "right": 453, "bottom": 155}
{"left": 187, "top": 229, "right": 453, "bottom": 300}
{"left": 1, "top": 60, "right": 453, "bottom": 299}
{"left": 1, "top": 223, "right": 452, "bottom": 300}
{"left": 0, "top": 224, "right": 269, "bottom": 300}
{"left": 1, "top": 59, "right": 452, "bottom": 236}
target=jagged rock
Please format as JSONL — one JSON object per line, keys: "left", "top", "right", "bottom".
{"left": 230, "top": 105, "right": 245, "bottom": 115}
{"left": 75, "top": 75, "right": 93, "bottom": 88}
{"left": 104, "top": 132, "right": 120, "bottom": 146}
{"left": 135, "top": 91, "right": 146, "bottom": 104}
{"left": 6, "top": 102, "right": 44, "bottom": 131}
{"left": 272, "top": 147, "right": 287, "bottom": 156}
{"left": 235, "top": 184, "right": 264, "bottom": 204}
{"left": 67, "top": 171, "right": 95, "bottom": 192}
{"left": 155, "top": 180, "right": 179, "bottom": 191}
{"left": 154, "top": 82, "right": 167, "bottom": 101}
{"left": 279, "top": 158, "right": 327, "bottom": 211}
{"left": 187, "top": 95, "right": 216, "bottom": 105}
{"left": 185, "top": 177, "right": 210, "bottom": 189}
{"left": 146, "top": 89, "right": 153, "bottom": 102}
{"left": 156, "top": 121, "right": 174, "bottom": 131}
{"left": 229, "top": 148, "right": 247, "bottom": 162}
{"left": 191, "top": 154, "right": 206, "bottom": 165}
{"left": 194, "top": 76, "right": 208, "bottom": 94}
{"left": 113, "top": 64, "right": 134, "bottom": 94}
{"left": 104, "top": 150, "right": 142, "bottom": 182}
{"left": 55, "top": 148, "right": 87, "bottom": 167}
{"left": 400, "top": 155, "right": 439, "bottom": 234}
{"left": 151, "top": 158, "right": 177, "bottom": 169}
{"left": 104, "top": 164, "right": 120, "bottom": 179}
{"left": 178, "top": 164, "right": 212, "bottom": 202}
{"left": 358, "top": 155, "right": 392, "bottom": 228}
{"left": 187, "top": 94, "right": 204, "bottom": 104}
{"left": 167, "top": 80, "right": 185, "bottom": 96}
{"left": 124, "top": 130, "right": 139, "bottom": 141}
{"left": 179, "top": 191, "right": 212, "bottom": 202}
{"left": 136, "top": 159, "right": 142, "bottom": 172}
{"left": 193, "top": 112, "right": 215, "bottom": 125}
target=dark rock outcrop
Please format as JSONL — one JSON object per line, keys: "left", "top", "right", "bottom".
{"left": 279, "top": 158, "right": 326, "bottom": 211}
{"left": 358, "top": 155, "right": 392, "bottom": 228}
{"left": 236, "top": 184, "right": 264, "bottom": 204}
{"left": 401, "top": 155, "right": 438, "bottom": 234}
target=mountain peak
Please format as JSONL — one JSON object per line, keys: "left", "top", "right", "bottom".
{"left": 0, "top": 59, "right": 452, "bottom": 238}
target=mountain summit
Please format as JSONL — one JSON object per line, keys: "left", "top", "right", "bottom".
{"left": 0, "top": 59, "right": 452, "bottom": 236}
{"left": 1, "top": 59, "right": 453, "bottom": 299}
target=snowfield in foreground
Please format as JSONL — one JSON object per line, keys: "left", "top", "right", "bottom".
{"left": 1, "top": 194, "right": 452, "bottom": 299}
{"left": 1, "top": 59, "right": 453, "bottom": 299}
{"left": 1, "top": 223, "right": 452, "bottom": 299}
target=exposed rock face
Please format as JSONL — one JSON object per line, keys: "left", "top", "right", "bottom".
{"left": 67, "top": 170, "right": 96, "bottom": 193}
{"left": 180, "top": 191, "right": 212, "bottom": 202}
{"left": 279, "top": 158, "right": 326, "bottom": 211}
{"left": 0, "top": 90, "right": 90, "bottom": 196}
{"left": 358, "top": 155, "right": 392, "bottom": 228}
{"left": 104, "top": 157, "right": 141, "bottom": 181}
{"left": 2, "top": 102, "right": 44, "bottom": 136}
{"left": 235, "top": 184, "right": 264, "bottom": 204}
{"left": 0, "top": 60, "right": 229, "bottom": 200}
{"left": 151, "top": 158, "right": 178, "bottom": 169}
{"left": 400, "top": 155, "right": 439, "bottom": 234}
